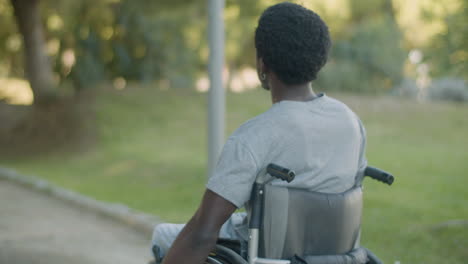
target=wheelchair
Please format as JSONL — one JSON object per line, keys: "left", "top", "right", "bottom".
{"left": 153, "top": 164, "right": 394, "bottom": 264}
{"left": 205, "top": 164, "right": 394, "bottom": 264}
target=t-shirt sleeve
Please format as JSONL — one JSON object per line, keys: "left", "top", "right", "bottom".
{"left": 206, "top": 136, "right": 259, "bottom": 208}
{"left": 355, "top": 118, "right": 368, "bottom": 185}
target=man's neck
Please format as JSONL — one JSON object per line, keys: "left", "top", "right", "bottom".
{"left": 270, "top": 81, "right": 317, "bottom": 104}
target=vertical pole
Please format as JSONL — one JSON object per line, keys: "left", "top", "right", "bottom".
{"left": 207, "top": 0, "right": 225, "bottom": 178}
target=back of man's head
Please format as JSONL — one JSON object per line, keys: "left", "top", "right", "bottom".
{"left": 255, "top": 2, "right": 331, "bottom": 85}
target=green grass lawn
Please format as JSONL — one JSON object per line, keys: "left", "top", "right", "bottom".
{"left": 3, "top": 84, "right": 468, "bottom": 263}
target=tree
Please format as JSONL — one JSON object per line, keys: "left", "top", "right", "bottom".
{"left": 10, "top": 0, "right": 56, "bottom": 104}
{"left": 314, "top": 0, "right": 406, "bottom": 93}
{"left": 426, "top": 0, "right": 468, "bottom": 79}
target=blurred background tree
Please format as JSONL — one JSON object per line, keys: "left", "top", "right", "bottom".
{"left": 424, "top": 0, "right": 467, "bottom": 79}
{"left": 10, "top": 0, "right": 57, "bottom": 104}
{"left": 0, "top": 0, "right": 466, "bottom": 100}
{"left": 313, "top": 0, "right": 407, "bottom": 93}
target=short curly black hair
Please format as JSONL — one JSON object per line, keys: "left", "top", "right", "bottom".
{"left": 255, "top": 2, "right": 331, "bottom": 85}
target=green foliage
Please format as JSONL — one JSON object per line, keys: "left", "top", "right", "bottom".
{"left": 0, "top": 0, "right": 202, "bottom": 89}
{"left": 317, "top": 14, "right": 406, "bottom": 93}
{"left": 424, "top": 0, "right": 468, "bottom": 79}
{"left": 43, "top": 0, "right": 200, "bottom": 89}
{"left": 0, "top": 0, "right": 465, "bottom": 93}
{"left": 348, "top": 0, "right": 394, "bottom": 23}
{"left": 0, "top": 0, "right": 22, "bottom": 77}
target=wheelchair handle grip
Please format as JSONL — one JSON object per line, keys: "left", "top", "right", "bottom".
{"left": 267, "top": 163, "right": 295, "bottom": 183}
{"left": 365, "top": 166, "right": 394, "bottom": 185}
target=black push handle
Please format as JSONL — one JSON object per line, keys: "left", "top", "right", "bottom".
{"left": 365, "top": 166, "right": 394, "bottom": 185}
{"left": 267, "top": 163, "right": 296, "bottom": 183}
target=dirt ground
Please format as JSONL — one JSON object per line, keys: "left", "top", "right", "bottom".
{"left": 0, "top": 179, "right": 153, "bottom": 264}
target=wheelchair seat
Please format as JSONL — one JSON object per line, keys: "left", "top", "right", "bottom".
{"left": 259, "top": 184, "right": 363, "bottom": 260}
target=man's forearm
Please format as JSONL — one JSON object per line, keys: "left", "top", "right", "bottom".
{"left": 161, "top": 190, "right": 237, "bottom": 264}
{"left": 161, "top": 226, "right": 218, "bottom": 264}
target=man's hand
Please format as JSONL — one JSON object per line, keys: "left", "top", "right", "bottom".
{"left": 161, "top": 189, "right": 237, "bottom": 264}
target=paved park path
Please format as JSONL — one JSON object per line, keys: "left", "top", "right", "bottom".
{"left": 0, "top": 179, "right": 153, "bottom": 264}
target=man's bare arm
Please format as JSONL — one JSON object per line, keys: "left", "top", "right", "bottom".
{"left": 161, "top": 189, "right": 237, "bottom": 264}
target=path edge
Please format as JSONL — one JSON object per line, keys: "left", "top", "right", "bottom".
{"left": 0, "top": 167, "right": 160, "bottom": 235}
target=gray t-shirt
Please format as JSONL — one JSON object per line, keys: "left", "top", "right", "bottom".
{"left": 206, "top": 94, "right": 367, "bottom": 208}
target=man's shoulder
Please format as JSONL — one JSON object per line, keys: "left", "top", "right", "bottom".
{"left": 230, "top": 107, "right": 277, "bottom": 140}
{"left": 323, "top": 95, "right": 362, "bottom": 121}
{"left": 323, "top": 95, "right": 366, "bottom": 137}
{"left": 323, "top": 95, "right": 354, "bottom": 111}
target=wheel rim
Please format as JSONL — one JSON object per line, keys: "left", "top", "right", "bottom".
{"left": 206, "top": 256, "right": 227, "bottom": 264}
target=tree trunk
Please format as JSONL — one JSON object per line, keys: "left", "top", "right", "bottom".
{"left": 384, "top": 0, "right": 397, "bottom": 24}
{"left": 11, "top": 0, "right": 57, "bottom": 105}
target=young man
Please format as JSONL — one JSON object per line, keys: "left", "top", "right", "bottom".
{"left": 152, "top": 2, "right": 367, "bottom": 263}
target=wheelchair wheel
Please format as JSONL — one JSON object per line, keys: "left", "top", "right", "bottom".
{"left": 206, "top": 244, "right": 248, "bottom": 264}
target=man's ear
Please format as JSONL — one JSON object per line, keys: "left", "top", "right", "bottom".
{"left": 256, "top": 57, "right": 267, "bottom": 75}
{"left": 256, "top": 57, "right": 270, "bottom": 91}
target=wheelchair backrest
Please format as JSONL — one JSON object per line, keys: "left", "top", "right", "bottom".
{"left": 260, "top": 185, "right": 363, "bottom": 259}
